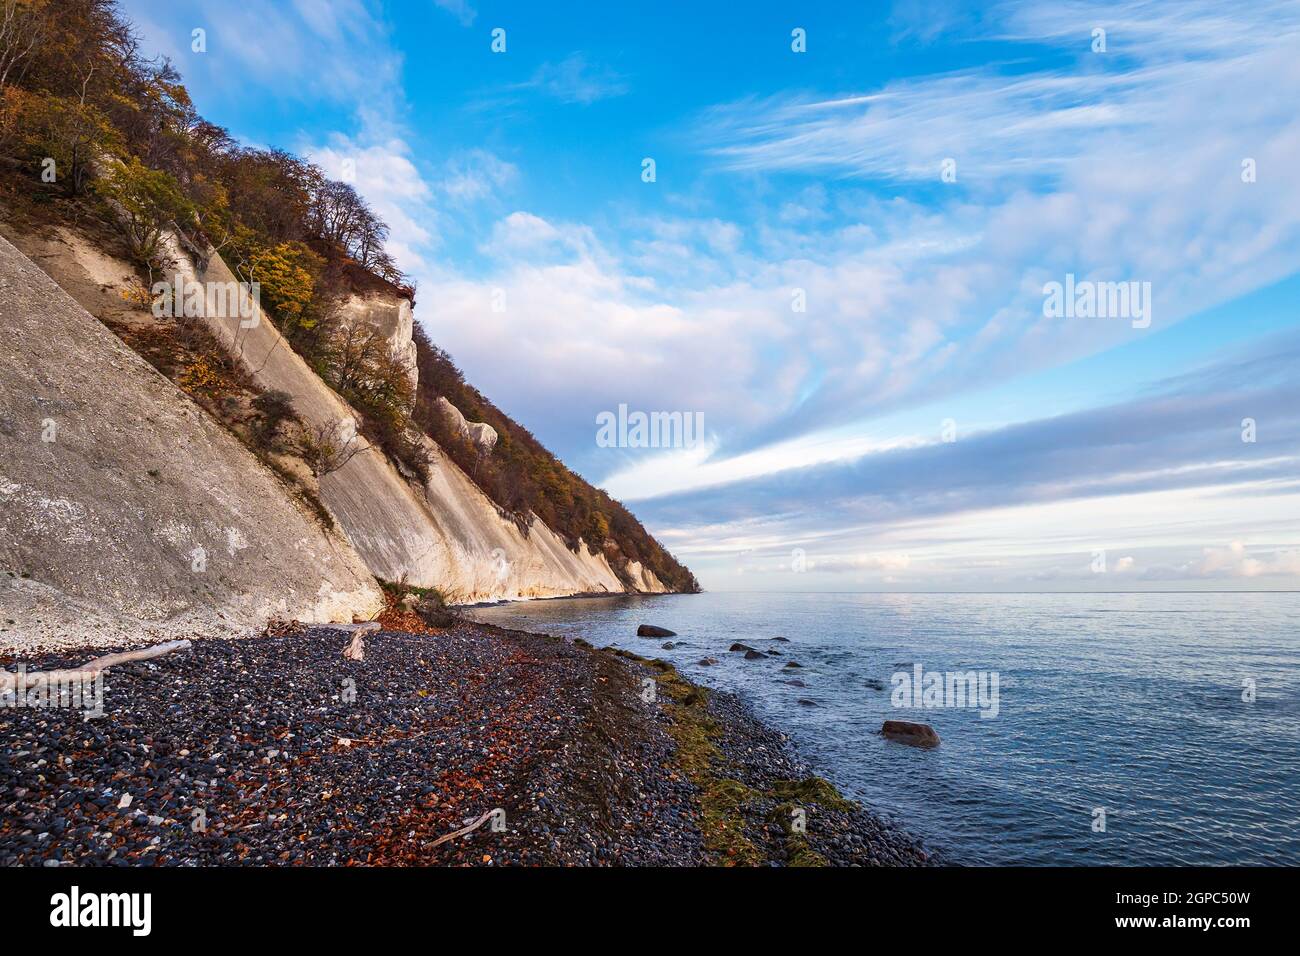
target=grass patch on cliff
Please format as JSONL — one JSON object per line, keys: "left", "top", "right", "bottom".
{"left": 377, "top": 579, "right": 446, "bottom": 603}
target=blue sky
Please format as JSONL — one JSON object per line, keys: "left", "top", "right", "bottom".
{"left": 123, "top": 0, "right": 1300, "bottom": 591}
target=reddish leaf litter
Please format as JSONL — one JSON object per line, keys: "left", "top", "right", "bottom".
{"left": 0, "top": 621, "right": 705, "bottom": 866}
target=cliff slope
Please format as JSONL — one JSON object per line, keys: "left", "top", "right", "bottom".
{"left": 0, "top": 0, "right": 694, "bottom": 619}
{"left": 8, "top": 224, "right": 653, "bottom": 604}
{"left": 0, "top": 235, "right": 383, "bottom": 651}
{"left": 163, "top": 235, "right": 652, "bottom": 602}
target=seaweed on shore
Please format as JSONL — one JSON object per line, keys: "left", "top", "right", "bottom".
{"left": 606, "top": 648, "right": 860, "bottom": 867}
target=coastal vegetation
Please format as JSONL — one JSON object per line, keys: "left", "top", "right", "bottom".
{"left": 610, "top": 648, "right": 857, "bottom": 866}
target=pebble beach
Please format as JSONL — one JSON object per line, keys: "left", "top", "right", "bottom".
{"left": 0, "top": 620, "right": 931, "bottom": 867}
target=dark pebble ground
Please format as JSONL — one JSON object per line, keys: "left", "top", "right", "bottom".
{"left": 0, "top": 621, "right": 930, "bottom": 866}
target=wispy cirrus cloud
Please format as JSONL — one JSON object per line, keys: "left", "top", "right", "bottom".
{"left": 433, "top": 0, "right": 476, "bottom": 27}
{"left": 439, "top": 149, "right": 518, "bottom": 205}
{"left": 520, "top": 53, "right": 629, "bottom": 105}
{"left": 125, "top": 0, "right": 404, "bottom": 109}
{"left": 703, "top": 0, "right": 1300, "bottom": 182}
{"left": 631, "top": 330, "right": 1300, "bottom": 588}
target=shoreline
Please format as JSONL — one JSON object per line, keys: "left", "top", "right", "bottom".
{"left": 453, "top": 587, "right": 697, "bottom": 610}
{"left": 0, "top": 618, "right": 931, "bottom": 866}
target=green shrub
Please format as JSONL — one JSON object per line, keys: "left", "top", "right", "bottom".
{"left": 95, "top": 156, "right": 193, "bottom": 273}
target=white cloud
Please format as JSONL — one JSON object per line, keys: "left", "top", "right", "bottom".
{"left": 440, "top": 150, "right": 518, "bottom": 204}
{"left": 603, "top": 425, "right": 926, "bottom": 502}
{"left": 484, "top": 212, "right": 571, "bottom": 257}
{"left": 1191, "top": 542, "right": 1300, "bottom": 579}
{"left": 678, "top": 483, "right": 1300, "bottom": 591}
{"left": 423, "top": 223, "right": 739, "bottom": 415}
{"left": 703, "top": 1, "right": 1300, "bottom": 183}
{"left": 131, "top": 0, "right": 404, "bottom": 108}
{"left": 809, "top": 553, "right": 913, "bottom": 574}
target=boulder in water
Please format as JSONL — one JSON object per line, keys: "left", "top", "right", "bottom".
{"left": 743, "top": 649, "right": 767, "bottom": 660}
{"left": 638, "top": 624, "right": 676, "bottom": 637}
{"left": 880, "top": 720, "right": 940, "bottom": 748}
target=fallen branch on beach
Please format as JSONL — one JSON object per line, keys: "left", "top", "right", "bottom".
{"left": 0, "top": 639, "right": 193, "bottom": 693}
{"left": 428, "top": 810, "right": 497, "bottom": 849}
{"left": 317, "top": 620, "right": 380, "bottom": 661}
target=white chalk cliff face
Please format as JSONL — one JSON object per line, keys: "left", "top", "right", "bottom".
{"left": 155, "top": 234, "right": 666, "bottom": 603}
{"left": 625, "top": 561, "right": 667, "bottom": 594}
{"left": 436, "top": 397, "right": 499, "bottom": 454}
{"left": 0, "top": 236, "right": 384, "bottom": 652}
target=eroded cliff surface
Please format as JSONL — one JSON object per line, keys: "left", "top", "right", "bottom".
{"left": 165, "top": 237, "right": 647, "bottom": 601}
{"left": 8, "top": 224, "right": 664, "bottom": 604}
{"left": 0, "top": 235, "right": 384, "bottom": 651}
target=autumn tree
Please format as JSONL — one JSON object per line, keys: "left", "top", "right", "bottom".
{"left": 0, "top": 0, "right": 49, "bottom": 91}
{"left": 236, "top": 236, "right": 324, "bottom": 337}
{"left": 8, "top": 88, "right": 118, "bottom": 192}
{"left": 95, "top": 155, "right": 194, "bottom": 274}
{"left": 324, "top": 318, "right": 415, "bottom": 414}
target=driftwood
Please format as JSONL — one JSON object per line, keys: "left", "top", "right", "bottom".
{"left": 319, "top": 620, "right": 380, "bottom": 661}
{"left": 429, "top": 810, "right": 498, "bottom": 849}
{"left": 0, "top": 639, "right": 192, "bottom": 693}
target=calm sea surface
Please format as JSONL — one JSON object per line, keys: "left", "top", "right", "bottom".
{"left": 469, "top": 591, "right": 1300, "bottom": 865}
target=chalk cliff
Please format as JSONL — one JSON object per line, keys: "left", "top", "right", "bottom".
{"left": 436, "top": 396, "right": 499, "bottom": 454}
{"left": 0, "top": 235, "right": 384, "bottom": 651}
{"left": 2, "top": 223, "right": 669, "bottom": 626}
{"left": 160, "top": 235, "right": 650, "bottom": 602}
{"left": 336, "top": 286, "right": 419, "bottom": 392}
